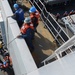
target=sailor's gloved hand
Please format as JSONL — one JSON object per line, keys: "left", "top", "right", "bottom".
{"left": 17, "top": 35, "right": 21, "bottom": 38}
{"left": 17, "top": 34, "right": 23, "bottom": 38}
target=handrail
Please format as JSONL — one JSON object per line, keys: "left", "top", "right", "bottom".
{"left": 40, "top": 15, "right": 61, "bottom": 45}
{"left": 49, "top": 13, "right": 70, "bottom": 39}
{"left": 39, "top": 0, "right": 69, "bottom": 39}
{"left": 42, "top": 35, "right": 75, "bottom": 64}
{"left": 41, "top": 11, "right": 66, "bottom": 42}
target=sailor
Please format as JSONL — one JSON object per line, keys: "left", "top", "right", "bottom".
{"left": 55, "top": 13, "right": 60, "bottom": 21}
{"left": 12, "top": 3, "right": 25, "bottom": 28}
{"left": 2, "top": 52, "right": 14, "bottom": 75}
{"left": 29, "top": 6, "right": 39, "bottom": 32}
{"left": 17, "top": 17, "right": 34, "bottom": 53}
{"left": 3, "top": 53, "right": 12, "bottom": 68}
{"left": 69, "top": 10, "right": 74, "bottom": 15}
{"left": 63, "top": 11, "right": 68, "bottom": 17}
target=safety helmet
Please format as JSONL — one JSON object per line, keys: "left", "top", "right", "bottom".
{"left": 24, "top": 17, "right": 31, "bottom": 23}
{"left": 29, "top": 6, "right": 36, "bottom": 13}
{"left": 13, "top": 3, "right": 19, "bottom": 9}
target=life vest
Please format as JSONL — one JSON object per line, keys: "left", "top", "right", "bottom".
{"left": 30, "top": 10, "right": 40, "bottom": 19}
{"left": 20, "top": 23, "right": 34, "bottom": 34}
{"left": 35, "top": 10, "right": 40, "bottom": 19}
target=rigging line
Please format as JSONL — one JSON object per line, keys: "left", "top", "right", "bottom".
{"left": 7, "top": 33, "right": 21, "bottom": 46}
{"left": 7, "top": 36, "right": 17, "bottom": 45}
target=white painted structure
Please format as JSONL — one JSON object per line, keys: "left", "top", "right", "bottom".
{"left": 0, "top": 0, "right": 37, "bottom": 75}
{"left": 0, "top": 10, "right": 7, "bottom": 45}
{"left": 62, "top": 15, "right": 75, "bottom": 34}
{"left": 28, "top": 51, "right": 75, "bottom": 75}
{"left": 0, "top": 0, "right": 75, "bottom": 75}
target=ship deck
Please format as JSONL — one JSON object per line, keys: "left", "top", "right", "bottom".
{"left": 14, "top": 0, "right": 75, "bottom": 66}
{"left": 0, "top": 0, "right": 58, "bottom": 69}
{"left": 21, "top": 1, "right": 58, "bottom": 66}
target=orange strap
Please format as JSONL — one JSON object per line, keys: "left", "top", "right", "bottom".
{"left": 21, "top": 23, "right": 34, "bottom": 34}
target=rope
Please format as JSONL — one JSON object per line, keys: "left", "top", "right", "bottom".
{"left": 7, "top": 36, "right": 18, "bottom": 45}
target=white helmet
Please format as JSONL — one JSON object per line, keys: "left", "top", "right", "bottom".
{"left": 24, "top": 17, "right": 31, "bottom": 23}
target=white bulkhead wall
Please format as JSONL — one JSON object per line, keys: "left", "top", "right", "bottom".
{"left": 0, "top": 0, "right": 37, "bottom": 75}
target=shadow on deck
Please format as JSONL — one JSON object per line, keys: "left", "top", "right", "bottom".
{"left": 32, "top": 20, "right": 57, "bottom": 67}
